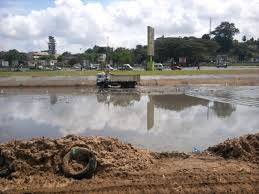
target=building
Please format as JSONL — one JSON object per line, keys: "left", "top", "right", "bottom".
{"left": 48, "top": 36, "right": 56, "bottom": 55}
{"left": 27, "top": 51, "right": 49, "bottom": 60}
{"left": 97, "top": 54, "right": 106, "bottom": 63}
{"left": 0, "top": 60, "right": 9, "bottom": 67}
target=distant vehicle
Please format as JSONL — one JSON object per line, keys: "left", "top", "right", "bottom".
{"left": 96, "top": 72, "right": 140, "bottom": 88}
{"left": 216, "top": 55, "right": 228, "bottom": 68}
{"left": 171, "top": 65, "right": 182, "bottom": 70}
{"left": 53, "top": 66, "right": 62, "bottom": 70}
{"left": 90, "top": 64, "right": 99, "bottom": 70}
{"left": 118, "top": 64, "right": 134, "bottom": 70}
{"left": 216, "top": 62, "right": 228, "bottom": 68}
{"left": 72, "top": 64, "right": 81, "bottom": 69}
{"left": 105, "top": 64, "right": 115, "bottom": 71}
{"left": 154, "top": 63, "right": 163, "bottom": 70}
{"left": 37, "top": 66, "right": 44, "bottom": 70}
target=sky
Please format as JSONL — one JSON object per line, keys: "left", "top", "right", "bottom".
{"left": 0, "top": 0, "right": 258, "bottom": 53}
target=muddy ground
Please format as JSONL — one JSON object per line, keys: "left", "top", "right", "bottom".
{"left": 0, "top": 133, "right": 258, "bottom": 194}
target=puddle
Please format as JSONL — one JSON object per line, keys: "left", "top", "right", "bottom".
{"left": 0, "top": 86, "right": 259, "bottom": 152}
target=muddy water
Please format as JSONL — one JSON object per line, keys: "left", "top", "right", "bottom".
{"left": 0, "top": 86, "right": 259, "bottom": 152}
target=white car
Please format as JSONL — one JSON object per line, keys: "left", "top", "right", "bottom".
{"left": 119, "top": 64, "right": 133, "bottom": 70}
{"left": 106, "top": 64, "right": 115, "bottom": 71}
{"left": 155, "top": 63, "right": 163, "bottom": 70}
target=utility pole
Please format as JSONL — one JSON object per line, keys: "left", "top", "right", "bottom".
{"left": 106, "top": 36, "right": 109, "bottom": 64}
{"left": 209, "top": 17, "right": 212, "bottom": 39}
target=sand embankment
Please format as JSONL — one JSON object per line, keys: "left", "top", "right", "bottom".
{"left": 0, "top": 133, "right": 258, "bottom": 193}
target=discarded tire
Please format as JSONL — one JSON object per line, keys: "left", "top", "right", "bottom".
{"left": 62, "top": 147, "right": 97, "bottom": 179}
{"left": 0, "top": 155, "right": 12, "bottom": 178}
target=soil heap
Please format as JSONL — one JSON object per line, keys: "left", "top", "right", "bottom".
{"left": 0, "top": 135, "right": 155, "bottom": 178}
{"left": 208, "top": 133, "right": 259, "bottom": 163}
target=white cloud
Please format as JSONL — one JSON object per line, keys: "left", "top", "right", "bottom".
{"left": 0, "top": 0, "right": 258, "bottom": 53}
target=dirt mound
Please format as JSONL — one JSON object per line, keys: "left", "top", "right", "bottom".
{"left": 0, "top": 135, "right": 155, "bottom": 178}
{"left": 207, "top": 133, "right": 259, "bottom": 163}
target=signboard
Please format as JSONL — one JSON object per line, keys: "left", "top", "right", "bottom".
{"left": 147, "top": 26, "right": 154, "bottom": 56}
{"left": 1, "top": 61, "right": 9, "bottom": 67}
{"left": 179, "top": 57, "right": 186, "bottom": 64}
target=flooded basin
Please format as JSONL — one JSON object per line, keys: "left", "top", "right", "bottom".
{"left": 0, "top": 86, "right": 259, "bottom": 152}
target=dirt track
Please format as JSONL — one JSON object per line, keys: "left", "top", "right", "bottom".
{"left": 0, "top": 134, "right": 259, "bottom": 193}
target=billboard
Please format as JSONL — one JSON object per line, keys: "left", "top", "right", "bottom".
{"left": 179, "top": 57, "right": 186, "bottom": 64}
{"left": 147, "top": 26, "right": 154, "bottom": 56}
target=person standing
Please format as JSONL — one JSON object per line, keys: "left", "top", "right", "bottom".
{"left": 197, "top": 62, "right": 200, "bottom": 70}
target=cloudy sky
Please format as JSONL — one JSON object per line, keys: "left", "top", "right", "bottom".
{"left": 0, "top": 0, "right": 258, "bottom": 53}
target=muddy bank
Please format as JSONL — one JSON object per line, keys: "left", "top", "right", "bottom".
{"left": 0, "top": 134, "right": 259, "bottom": 193}
{"left": 0, "top": 135, "right": 154, "bottom": 178}
{"left": 208, "top": 133, "right": 259, "bottom": 163}
{"left": 0, "top": 74, "right": 259, "bottom": 87}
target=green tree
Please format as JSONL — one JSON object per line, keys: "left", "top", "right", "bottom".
{"left": 154, "top": 37, "right": 219, "bottom": 64}
{"left": 68, "top": 58, "right": 79, "bottom": 67}
{"left": 3, "top": 49, "right": 27, "bottom": 67}
{"left": 211, "top": 21, "right": 239, "bottom": 53}
{"left": 201, "top": 34, "right": 210, "bottom": 40}
{"left": 132, "top": 45, "right": 147, "bottom": 65}
{"left": 112, "top": 48, "right": 133, "bottom": 65}
{"left": 62, "top": 52, "right": 72, "bottom": 57}
{"left": 57, "top": 55, "right": 63, "bottom": 62}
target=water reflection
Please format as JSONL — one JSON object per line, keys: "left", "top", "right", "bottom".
{"left": 96, "top": 93, "right": 140, "bottom": 107}
{"left": 0, "top": 88, "right": 258, "bottom": 152}
{"left": 50, "top": 94, "right": 58, "bottom": 105}
{"left": 211, "top": 102, "right": 236, "bottom": 118}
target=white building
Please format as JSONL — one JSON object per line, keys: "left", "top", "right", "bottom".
{"left": 0, "top": 60, "right": 9, "bottom": 67}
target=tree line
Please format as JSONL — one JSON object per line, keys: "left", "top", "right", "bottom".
{"left": 1, "top": 21, "right": 259, "bottom": 67}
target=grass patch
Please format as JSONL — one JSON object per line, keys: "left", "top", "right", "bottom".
{"left": 0, "top": 69, "right": 258, "bottom": 77}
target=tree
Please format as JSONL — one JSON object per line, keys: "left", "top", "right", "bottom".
{"left": 62, "top": 52, "right": 72, "bottom": 57}
{"left": 57, "top": 55, "right": 63, "bottom": 62}
{"left": 132, "top": 45, "right": 147, "bottom": 65}
{"left": 68, "top": 58, "right": 79, "bottom": 67}
{"left": 154, "top": 37, "right": 219, "bottom": 64}
{"left": 3, "top": 49, "right": 27, "bottom": 67}
{"left": 201, "top": 34, "right": 210, "bottom": 40}
{"left": 211, "top": 21, "right": 239, "bottom": 53}
{"left": 242, "top": 35, "right": 247, "bottom": 42}
{"left": 112, "top": 48, "right": 133, "bottom": 65}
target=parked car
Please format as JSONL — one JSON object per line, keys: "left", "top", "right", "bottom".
{"left": 154, "top": 63, "right": 163, "bottom": 70}
{"left": 53, "top": 66, "right": 62, "bottom": 70}
{"left": 72, "top": 64, "right": 81, "bottom": 69}
{"left": 89, "top": 64, "right": 99, "bottom": 70}
{"left": 171, "top": 65, "right": 182, "bottom": 70}
{"left": 216, "top": 62, "right": 228, "bottom": 68}
{"left": 106, "top": 64, "right": 115, "bottom": 71}
{"left": 118, "top": 64, "right": 134, "bottom": 70}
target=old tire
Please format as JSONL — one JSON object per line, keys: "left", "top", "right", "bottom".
{"left": 0, "top": 155, "right": 12, "bottom": 178}
{"left": 62, "top": 147, "right": 97, "bottom": 179}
